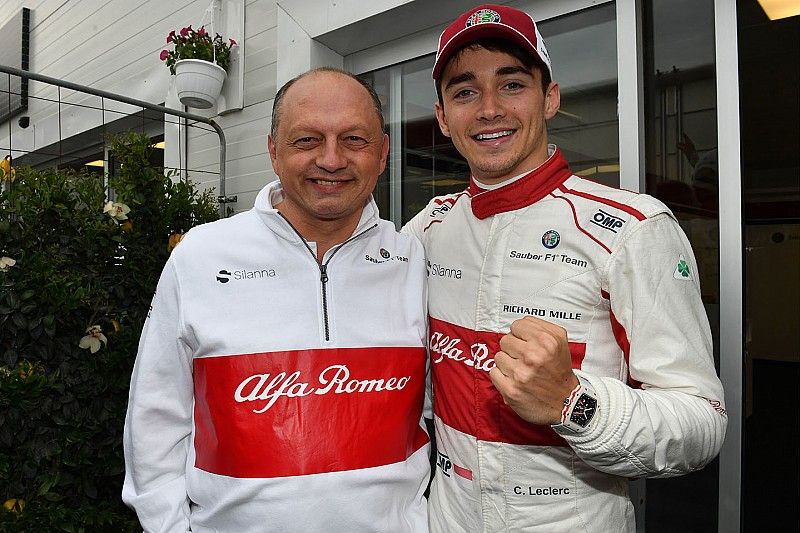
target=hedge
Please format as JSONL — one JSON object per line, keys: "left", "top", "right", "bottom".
{"left": 0, "top": 132, "right": 219, "bottom": 531}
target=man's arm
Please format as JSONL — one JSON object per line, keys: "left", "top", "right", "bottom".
{"left": 400, "top": 207, "right": 428, "bottom": 243}
{"left": 122, "top": 259, "right": 194, "bottom": 532}
{"left": 492, "top": 213, "right": 727, "bottom": 478}
{"left": 401, "top": 222, "right": 432, "bottom": 420}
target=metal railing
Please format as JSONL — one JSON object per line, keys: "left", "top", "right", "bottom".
{"left": 0, "top": 64, "right": 235, "bottom": 217}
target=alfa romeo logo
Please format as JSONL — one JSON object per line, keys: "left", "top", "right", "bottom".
{"left": 466, "top": 8, "right": 501, "bottom": 27}
{"left": 541, "top": 230, "right": 560, "bottom": 249}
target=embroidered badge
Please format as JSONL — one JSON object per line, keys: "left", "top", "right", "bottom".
{"left": 673, "top": 255, "right": 692, "bottom": 280}
{"left": 466, "top": 8, "right": 501, "bottom": 27}
{"left": 542, "top": 230, "right": 560, "bottom": 249}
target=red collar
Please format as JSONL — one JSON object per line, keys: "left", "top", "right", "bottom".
{"left": 468, "top": 148, "right": 572, "bottom": 219}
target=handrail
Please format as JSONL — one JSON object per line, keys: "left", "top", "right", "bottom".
{"left": 0, "top": 64, "right": 235, "bottom": 217}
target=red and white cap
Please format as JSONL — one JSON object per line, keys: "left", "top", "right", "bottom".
{"left": 432, "top": 4, "right": 552, "bottom": 81}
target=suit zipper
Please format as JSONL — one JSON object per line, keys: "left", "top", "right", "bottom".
{"left": 278, "top": 213, "right": 378, "bottom": 341}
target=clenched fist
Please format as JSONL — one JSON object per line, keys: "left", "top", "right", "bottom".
{"left": 490, "top": 316, "right": 580, "bottom": 426}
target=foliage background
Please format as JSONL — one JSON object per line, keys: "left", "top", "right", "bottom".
{"left": 0, "top": 133, "right": 218, "bottom": 531}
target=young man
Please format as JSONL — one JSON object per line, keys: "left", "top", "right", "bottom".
{"left": 123, "top": 68, "right": 431, "bottom": 532}
{"left": 403, "top": 5, "right": 727, "bottom": 532}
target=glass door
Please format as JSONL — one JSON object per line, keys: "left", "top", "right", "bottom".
{"left": 642, "top": 0, "right": 721, "bottom": 530}
{"left": 359, "top": 2, "right": 620, "bottom": 226}
{"left": 737, "top": 2, "right": 800, "bottom": 530}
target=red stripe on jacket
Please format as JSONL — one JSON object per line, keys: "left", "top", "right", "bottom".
{"left": 558, "top": 184, "right": 646, "bottom": 221}
{"left": 193, "top": 347, "right": 428, "bottom": 478}
{"left": 429, "top": 317, "right": 586, "bottom": 446}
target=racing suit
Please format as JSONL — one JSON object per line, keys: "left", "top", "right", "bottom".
{"left": 123, "top": 180, "right": 430, "bottom": 532}
{"left": 403, "top": 146, "right": 727, "bottom": 532}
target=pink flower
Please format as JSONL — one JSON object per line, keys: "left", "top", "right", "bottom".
{"left": 180, "top": 25, "right": 191, "bottom": 37}
{"left": 197, "top": 26, "right": 206, "bottom": 36}
{"left": 229, "top": 38, "right": 237, "bottom": 47}
{"left": 167, "top": 30, "right": 175, "bottom": 43}
{"left": 160, "top": 49, "right": 169, "bottom": 61}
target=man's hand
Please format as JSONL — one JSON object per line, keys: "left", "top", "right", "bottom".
{"left": 490, "top": 316, "right": 580, "bottom": 426}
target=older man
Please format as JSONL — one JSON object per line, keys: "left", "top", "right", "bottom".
{"left": 123, "top": 68, "right": 430, "bottom": 532}
{"left": 404, "top": 4, "right": 727, "bottom": 532}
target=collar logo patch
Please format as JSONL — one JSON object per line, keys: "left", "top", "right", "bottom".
{"left": 673, "top": 255, "right": 692, "bottom": 280}
{"left": 466, "top": 9, "right": 501, "bottom": 27}
{"left": 542, "top": 230, "right": 560, "bottom": 249}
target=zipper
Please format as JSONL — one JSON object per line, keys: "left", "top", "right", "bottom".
{"left": 278, "top": 213, "right": 378, "bottom": 341}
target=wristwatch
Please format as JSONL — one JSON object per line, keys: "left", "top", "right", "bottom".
{"left": 557, "top": 377, "right": 598, "bottom": 432}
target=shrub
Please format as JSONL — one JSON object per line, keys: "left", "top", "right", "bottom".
{"left": 0, "top": 132, "right": 219, "bottom": 531}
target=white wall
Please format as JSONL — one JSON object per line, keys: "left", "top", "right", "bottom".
{"left": 187, "top": 0, "right": 278, "bottom": 211}
{"left": 0, "top": 0, "right": 278, "bottom": 214}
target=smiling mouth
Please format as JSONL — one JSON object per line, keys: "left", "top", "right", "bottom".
{"left": 474, "top": 130, "right": 514, "bottom": 141}
{"left": 310, "top": 178, "right": 350, "bottom": 187}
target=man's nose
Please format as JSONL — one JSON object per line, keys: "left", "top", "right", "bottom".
{"left": 316, "top": 139, "right": 348, "bottom": 172}
{"left": 477, "top": 92, "right": 505, "bottom": 121}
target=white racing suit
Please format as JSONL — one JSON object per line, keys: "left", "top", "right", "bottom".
{"left": 403, "top": 146, "right": 727, "bottom": 532}
{"left": 123, "top": 181, "right": 431, "bottom": 532}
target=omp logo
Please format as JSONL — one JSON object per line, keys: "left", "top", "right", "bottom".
{"left": 590, "top": 209, "right": 625, "bottom": 233}
{"left": 436, "top": 451, "right": 452, "bottom": 477}
{"left": 430, "top": 203, "right": 452, "bottom": 217}
{"left": 436, "top": 450, "right": 473, "bottom": 480}
{"left": 217, "top": 267, "right": 276, "bottom": 283}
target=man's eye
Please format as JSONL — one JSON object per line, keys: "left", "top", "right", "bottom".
{"left": 504, "top": 81, "right": 524, "bottom": 90}
{"left": 294, "top": 137, "right": 318, "bottom": 146}
{"left": 453, "top": 89, "right": 474, "bottom": 99}
{"left": 344, "top": 136, "right": 367, "bottom": 145}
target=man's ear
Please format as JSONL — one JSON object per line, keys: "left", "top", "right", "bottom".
{"left": 434, "top": 102, "right": 452, "bottom": 138}
{"left": 267, "top": 135, "right": 279, "bottom": 171}
{"left": 379, "top": 133, "right": 390, "bottom": 173}
{"left": 544, "top": 81, "right": 561, "bottom": 121}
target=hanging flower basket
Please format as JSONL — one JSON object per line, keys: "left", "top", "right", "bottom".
{"left": 174, "top": 59, "right": 227, "bottom": 109}
{"left": 160, "top": 25, "right": 238, "bottom": 109}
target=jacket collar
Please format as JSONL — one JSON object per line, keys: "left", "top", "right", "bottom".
{"left": 253, "top": 180, "right": 380, "bottom": 242}
{"left": 468, "top": 146, "right": 572, "bottom": 219}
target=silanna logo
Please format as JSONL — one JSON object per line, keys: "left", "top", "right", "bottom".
{"left": 427, "top": 261, "right": 462, "bottom": 279}
{"left": 216, "top": 267, "right": 277, "bottom": 283}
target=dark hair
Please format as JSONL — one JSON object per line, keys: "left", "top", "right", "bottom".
{"left": 435, "top": 39, "right": 552, "bottom": 109}
{"left": 270, "top": 66, "right": 385, "bottom": 139}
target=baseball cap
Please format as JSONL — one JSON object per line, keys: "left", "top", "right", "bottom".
{"left": 432, "top": 4, "right": 553, "bottom": 81}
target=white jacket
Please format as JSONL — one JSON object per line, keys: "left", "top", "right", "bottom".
{"left": 123, "top": 181, "right": 431, "bottom": 532}
{"left": 403, "top": 146, "right": 727, "bottom": 532}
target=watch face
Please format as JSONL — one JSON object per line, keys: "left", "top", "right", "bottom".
{"left": 569, "top": 393, "right": 597, "bottom": 427}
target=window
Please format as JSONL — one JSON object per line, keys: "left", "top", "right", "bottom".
{"left": 361, "top": 3, "right": 619, "bottom": 226}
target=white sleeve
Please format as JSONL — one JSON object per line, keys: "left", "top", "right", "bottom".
{"left": 557, "top": 214, "right": 727, "bottom": 478}
{"left": 400, "top": 207, "right": 428, "bottom": 242}
{"left": 402, "top": 210, "right": 432, "bottom": 419}
{"left": 122, "top": 259, "right": 194, "bottom": 532}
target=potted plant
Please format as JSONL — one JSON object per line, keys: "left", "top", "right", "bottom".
{"left": 160, "top": 25, "right": 237, "bottom": 109}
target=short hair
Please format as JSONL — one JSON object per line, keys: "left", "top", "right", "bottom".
{"left": 270, "top": 67, "right": 385, "bottom": 139}
{"left": 435, "top": 39, "right": 552, "bottom": 109}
